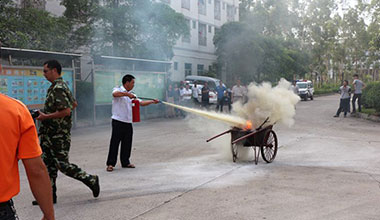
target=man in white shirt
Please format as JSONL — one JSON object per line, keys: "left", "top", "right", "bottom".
{"left": 191, "top": 82, "right": 199, "bottom": 107}
{"left": 232, "top": 79, "right": 246, "bottom": 103}
{"left": 106, "top": 74, "right": 159, "bottom": 172}
{"left": 291, "top": 80, "right": 299, "bottom": 95}
{"left": 180, "top": 84, "right": 192, "bottom": 101}
{"left": 179, "top": 84, "right": 192, "bottom": 117}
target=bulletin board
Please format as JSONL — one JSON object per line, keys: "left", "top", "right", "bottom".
{"left": 94, "top": 70, "right": 166, "bottom": 105}
{"left": 0, "top": 67, "right": 74, "bottom": 108}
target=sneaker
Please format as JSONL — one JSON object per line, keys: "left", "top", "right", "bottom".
{"left": 90, "top": 175, "right": 100, "bottom": 198}
{"left": 333, "top": 115, "right": 339, "bottom": 117}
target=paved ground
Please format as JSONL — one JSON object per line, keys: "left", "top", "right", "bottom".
{"left": 15, "top": 94, "right": 380, "bottom": 220}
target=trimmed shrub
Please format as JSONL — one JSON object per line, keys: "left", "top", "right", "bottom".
{"left": 314, "top": 83, "right": 340, "bottom": 95}
{"left": 362, "top": 82, "right": 380, "bottom": 113}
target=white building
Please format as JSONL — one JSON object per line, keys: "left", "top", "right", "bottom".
{"left": 162, "top": 0, "right": 239, "bottom": 82}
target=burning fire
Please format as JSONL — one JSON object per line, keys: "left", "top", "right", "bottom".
{"left": 244, "top": 120, "right": 253, "bottom": 130}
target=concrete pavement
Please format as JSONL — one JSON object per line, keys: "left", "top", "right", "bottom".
{"left": 15, "top": 94, "right": 380, "bottom": 220}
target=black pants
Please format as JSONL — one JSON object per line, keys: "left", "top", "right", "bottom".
{"left": 215, "top": 98, "right": 224, "bottom": 112}
{"left": 336, "top": 98, "right": 350, "bottom": 116}
{"left": 352, "top": 94, "right": 362, "bottom": 112}
{"left": 106, "top": 119, "right": 133, "bottom": 167}
{"left": 0, "top": 200, "right": 17, "bottom": 220}
{"left": 201, "top": 100, "right": 209, "bottom": 110}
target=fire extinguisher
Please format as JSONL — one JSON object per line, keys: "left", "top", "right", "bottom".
{"left": 132, "top": 99, "right": 140, "bottom": 122}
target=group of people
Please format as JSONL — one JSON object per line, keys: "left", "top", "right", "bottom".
{"left": 2, "top": 58, "right": 159, "bottom": 220}
{"left": 334, "top": 74, "right": 366, "bottom": 118}
{"left": 165, "top": 79, "right": 248, "bottom": 117}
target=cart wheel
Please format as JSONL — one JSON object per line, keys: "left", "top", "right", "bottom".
{"left": 261, "top": 130, "right": 278, "bottom": 163}
{"left": 231, "top": 143, "right": 238, "bottom": 162}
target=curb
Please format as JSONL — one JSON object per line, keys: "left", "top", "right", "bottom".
{"left": 351, "top": 112, "right": 380, "bottom": 123}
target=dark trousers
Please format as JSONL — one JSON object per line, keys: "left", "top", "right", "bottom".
{"left": 107, "top": 119, "right": 133, "bottom": 167}
{"left": 202, "top": 100, "right": 209, "bottom": 110}
{"left": 336, "top": 98, "right": 350, "bottom": 116}
{"left": 0, "top": 200, "right": 17, "bottom": 220}
{"left": 215, "top": 98, "right": 224, "bottom": 112}
{"left": 352, "top": 94, "right": 362, "bottom": 112}
{"left": 40, "top": 133, "right": 95, "bottom": 196}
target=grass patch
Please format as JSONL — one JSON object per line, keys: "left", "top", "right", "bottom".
{"left": 361, "top": 108, "right": 378, "bottom": 116}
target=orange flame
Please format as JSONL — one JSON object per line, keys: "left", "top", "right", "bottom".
{"left": 244, "top": 120, "right": 253, "bottom": 130}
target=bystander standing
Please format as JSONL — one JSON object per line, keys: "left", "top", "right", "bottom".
{"left": 232, "top": 79, "right": 246, "bottom": 104}
{"left": 215, "top": 81, "right": 226, "bottom": 112}
{"left": 334, "top": 80, "right": 351, "bottom": 118}
{"left": 201, "top": 82, "right": 210, "bottom": 110}
{"left": 351, "top": 74, "right": 365, "bottom": 113}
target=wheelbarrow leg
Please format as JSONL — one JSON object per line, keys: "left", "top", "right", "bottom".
{"left": 253, "top": 146, "right": 260, "bottom": 165}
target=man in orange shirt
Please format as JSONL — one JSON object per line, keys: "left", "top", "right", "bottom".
{"left": 0, "top": 95, "right": 56, "bottom": 220}
{"left": 0, "top": 43, "right": 55, "bottom": 220}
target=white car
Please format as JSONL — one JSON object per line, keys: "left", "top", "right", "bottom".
{"left": 296, "top": 80, "right": 314, "bottom": 101}
{"left": 185, "top": 75, "right": 223, "bottom": 104}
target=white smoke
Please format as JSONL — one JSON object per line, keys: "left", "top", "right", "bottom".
{"left": 233, "top": 78, "right": 300, "bottom": 127}
{"left": 185, "top": 79, "right": 299, "bottom": 162}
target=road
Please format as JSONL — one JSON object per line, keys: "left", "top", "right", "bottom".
{"left": 15, "top": 94, "right": 380, "bottom": 220}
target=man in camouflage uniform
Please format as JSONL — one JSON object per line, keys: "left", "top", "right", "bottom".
{"left": 33, "top": 60, "right": 99, "bottom": 205}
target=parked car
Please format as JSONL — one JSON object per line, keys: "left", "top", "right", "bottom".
{"left": 185, "top": 75, "right": 223, "bottom": 104}
{"left": 296, "top": 80, "right": 314, "bottom": 101}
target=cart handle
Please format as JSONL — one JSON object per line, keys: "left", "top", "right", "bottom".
{"left": 206, "top": 129, "right": 232, "bottom": 142}
{"left": 255, "top": 117, "right": 269, "bottom": 131}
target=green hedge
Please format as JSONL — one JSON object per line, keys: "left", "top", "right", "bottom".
{"left": 362, "top": 82, "right": 380, "bottom": 113}
{"left": 314, "top": 83, "right": 340, "bottom": 95}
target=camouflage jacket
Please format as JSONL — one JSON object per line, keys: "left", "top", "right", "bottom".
{"left": 40, "top": 77, "right": 75, "bottom": 135}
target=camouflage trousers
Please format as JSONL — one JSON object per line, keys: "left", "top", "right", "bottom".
{"left": 40, "top": 133, "right": 97, "bottom": 194}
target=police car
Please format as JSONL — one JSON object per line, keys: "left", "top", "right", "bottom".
{"left": 296, "top": 80, "right": 314, "bottom": 101}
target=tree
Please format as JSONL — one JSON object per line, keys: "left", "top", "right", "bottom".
{"left": 0, "top": 0, "right": 73, "bottom": 51}
{"left": 214, "top": 22, "right": 309, "bottom": 85}
{"left": 92, "top": 0, "right": 189, "bottom": 59}
{"left": 1, "top": 0, "right": 188, "bottom": 61}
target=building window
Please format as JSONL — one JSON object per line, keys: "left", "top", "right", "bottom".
{"left": 185, "top": 63, "right": 192, "bottom": 76}
{"left": 182, "top": 19, "right": 191, "bottom": 43}
{"left": 197, "top": 64, "right": 204, "bottom": 75}
{"left": 198, "top": 23, "right": 207, "bottom": 46}
{"left": 174, "top": 62, "right": 178, "bottom": 70}
{"left": 182, "top": 0, "right": 190, "bottom": 10}
{"left": 208, "top": 25, "right": 212, "bottom": 33}
{"left": 227, "top": 5, "right": 235, "bottom": 21}
{"left": 209, "top": 65, "right": 212, "bottom": 71}
{"left": 214, "top": 0, "right": 221, "bottom": 20}
{"left": 198, "top": 0, "right": 206, "bottom": 15}
{"left": 192, "top": 20, "right": 197, "bottom": 29}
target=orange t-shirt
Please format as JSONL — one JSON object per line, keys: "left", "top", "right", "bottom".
{"left": 0, "top": 94, "right": 42, "bottom": 202}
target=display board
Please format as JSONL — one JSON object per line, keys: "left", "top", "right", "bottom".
{"left": 0, "top": 67, "right": 73, "bottom": 107}
{"left": 94, "top": 70, "right": 166, "bottom": 104}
